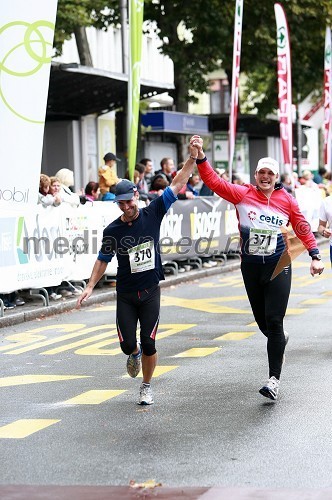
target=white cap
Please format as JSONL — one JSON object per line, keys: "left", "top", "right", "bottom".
{"left": 256, "top": 157, "right": 279, "bottom": 175}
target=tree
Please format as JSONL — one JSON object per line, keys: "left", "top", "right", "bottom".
{"left": 54, "top": 0, "right": 332, "bottom": 117}
{"left": 54, "top": 0, "right": 119, "bottom": 63}
{"left": 143, "top": 0, "right": 332, "bottom": 116}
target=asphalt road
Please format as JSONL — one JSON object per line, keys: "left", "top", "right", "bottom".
{"left": 0, "top": 247, "right": 332, "bottom": 493}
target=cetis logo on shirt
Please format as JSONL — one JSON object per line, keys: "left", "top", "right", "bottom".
{"left": 248, "top": 211, "right": 256, "bottom": 221}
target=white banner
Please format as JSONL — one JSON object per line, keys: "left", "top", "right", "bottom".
{"left": 0, "top": 0, "right": 58, "bottom": 207}
{"left": 274, "top": 3, "right": 293, "bottom": 175}
{"left": 228, "top": 0, "right": 244, "bottom": 179}
{"left": 0, "top": 199, "right": 239, "bottom": 294}
{"left": 324, "top": 26, "right": 332, "bottom": 170}
{"left": 0, "top": 203, "right": 120, "bottom": 293}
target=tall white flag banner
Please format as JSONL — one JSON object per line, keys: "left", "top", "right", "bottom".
{"left": 0, "top": 0, "right": 58, "bottom": 207}
{"left": 274, "top": 3, "right": 293, "bottom": 174}
{"left": 323, "top": 26, "right": 332, "bottom": 170}
{"left": 228, "top": 0, "right": 243, "bottom": 179}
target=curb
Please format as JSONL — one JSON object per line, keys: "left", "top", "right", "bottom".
{"left": 0, "top": 260, "right": 241, "bottom": 329}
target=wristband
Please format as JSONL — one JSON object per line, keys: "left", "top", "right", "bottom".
{"left": 309, "top": 249, "right": 319, "bottom": 257}
{"left": 189, "top": 155, "right": 198, "bottom": 160}
{"left": 196, "top": 156, "right": 207, "bottom": 164}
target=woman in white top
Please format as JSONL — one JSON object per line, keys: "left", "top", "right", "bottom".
{"left": 55, "top": 168, "right": 80, "bottom": 207}
{"left": 318, "top": 196, "right": 332, "bottom": 266}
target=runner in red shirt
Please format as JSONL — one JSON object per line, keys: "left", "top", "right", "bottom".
{"left": 191, "top": 135, "right": 324, "bottom": 401}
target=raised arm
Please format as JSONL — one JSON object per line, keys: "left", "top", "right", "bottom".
{"left": 170, "top": 140, "right": 199, "bottom": 196}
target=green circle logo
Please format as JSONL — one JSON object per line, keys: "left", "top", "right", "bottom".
{"left": 277, "top": 27, "right": 286, "bottom": 50}
{"left": 0, "top": 20, "right": 55, "bottom": 123}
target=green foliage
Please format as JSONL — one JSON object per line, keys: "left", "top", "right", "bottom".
{"left": 54, "top": 0, "right": 332, "bottom": 116}
{"left": 54, "top": 0, "right": 119, "bottom": 55}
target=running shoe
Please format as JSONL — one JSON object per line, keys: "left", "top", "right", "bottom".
{"left": 126, "top": 343, "right": 142, "bottom": 378}
{"left": 137, "top": 383, "right": 154, "bottom": 405}
{"left": 259, "top": 376, "right": 280, "bottom": 401}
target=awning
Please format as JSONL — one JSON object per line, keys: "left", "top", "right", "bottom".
{"left": 47, "top": 62, "right": 174, "bottom": 120}
{"left": 141, "top": 110, "right": 209, "bottom": 135}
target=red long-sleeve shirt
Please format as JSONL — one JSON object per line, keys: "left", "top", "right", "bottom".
{"left": 197, "top": 159, "right": 318, "bottom": 263}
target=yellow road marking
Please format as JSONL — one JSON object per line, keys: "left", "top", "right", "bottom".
{"left": 301, "top": 298, "right": 329, "bottom": 305}
{"left": 75, "top": 325, "right": 196, "bottom": 355}
{"left": 0, "top": 324, "right": 85, "bottom": 352}
{"left": 214, "top": 331, "right": 256, "bottom": 341}
{"left": 3, "top": 325, "right": 116, "bottom": 355}
{"left": 75, "top": 342, "right": 122, "bottom": 355}
{"left": 285, "top": 308, "right": 307, "bottom": 315}
{"left": 198, "top": 278, "right": 244, "bottom": 289}
{"left": 62, "top": 390, "right": 126, "bottom": 405}
{"left": 42, "top": 331, "right": 118, "bottom": 355}
{"left": 173, "top": 347, "right": 221, "bottom": 357}
{"left": 123, "top": 365, "right": 178, "bottom": 378}
{"left": 0, "top": 419, "right": 60, "bottom": 439}
{"left": 157, "top": 324, "right": 196, "bottom": 339}
{"left": 0, "top": 375, "right": 90, "bottom": 387}
{"left": 161, "top": 296, "right": 249, "bottom": 314}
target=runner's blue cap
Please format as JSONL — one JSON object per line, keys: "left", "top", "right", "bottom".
{"left": 114, "top": 180, "right": 138, "bottom": 201}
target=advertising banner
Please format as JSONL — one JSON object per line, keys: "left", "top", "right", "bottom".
{"left": 0, "top": 0, "right": 58, "bottom": 207}
{"left": 323, "top": 26, "right": 332, "bottom": 170}
{"left": 228, "top": 0, "right": 244, "bottom": 179}
{"left": 274, "top": 3, "right": 293, "bottom": 176}
{"left": 0, "top": 199, "right": 238, "bottom": 294}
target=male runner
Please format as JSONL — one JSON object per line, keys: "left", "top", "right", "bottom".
{"left": 77, "top": 139, "right": 200, "bottom": 405}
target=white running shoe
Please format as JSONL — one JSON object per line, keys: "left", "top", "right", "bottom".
{"left": 49, "top": 292, "right": 62, "bottom": 301}
{"left": 126, "top": 343, "right": 142, "bottom": 378}
{"left": 259, "top": 376, "right": 280, "bottom": 401}
{"left": 137, "top": 383, "right": 154, "bottom": 405}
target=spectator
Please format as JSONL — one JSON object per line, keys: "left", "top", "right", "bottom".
{"left": 292, "top": 172, "right": 301, "bottom": 189}
{"left": 298, "top": 170, "right": 319, "bottom": 189}
{"left": 0, "top": 292, "right": 25, "bottom": 309}
{"left": 313, "top": 167, "right": 327, "bottom": 185}
{"left": 318, "top": 195, "right": 332, "bottom": 266}
{"left": 37, "top": 174, "right": 62, "bottom": 300}
{"left": 323, "top": 171, "right": 332, "bottom": 195}
{"left": 140, "top": 158, "right": 154, "bottom": 190}
{"left": 49, "top": 176, "right": 62, "bottom": 200}
{"left": 154, "top": 157, "right": 175, "bottom": 185}
{"left": 98, "top": 152, "right": 120, "bottom": 200}
{"left": 186, "top": 173, "right": 200, "bottom": 196}
{"left": 217, "top": 168, "right": 229, "bottom": 181}
{"left": 232, "top": 173, "right": 245, "bottom": 186}
{"left": 280, "top": 173, "right": 293, "bottom": 194}
{"left": 173, "top": 162, "right": 197, "bottom": 199}
{"left": 38, "top": 174, "right": 61, "bottom": 207}
{"left": 81, "top": 181, "right": 99, "bottom": 203}
{"left": 55, "top": 168, "right": 80, "bottom": 207}
{"left": 148, "top": 174, "right": 169, "bottom": 200}
{"left": 135, "top": 163, "right": 150, "bottom": 202}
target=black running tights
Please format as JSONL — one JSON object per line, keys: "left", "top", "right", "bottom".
{"left": 241, "top": 262, "right": 291, "bottom": 379}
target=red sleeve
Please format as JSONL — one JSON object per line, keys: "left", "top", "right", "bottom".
{"left": 197, "top": 159, "right": 249, "bottom": 204}
{"left": 288, "top": 195, "right": 318, "bottom": 251}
